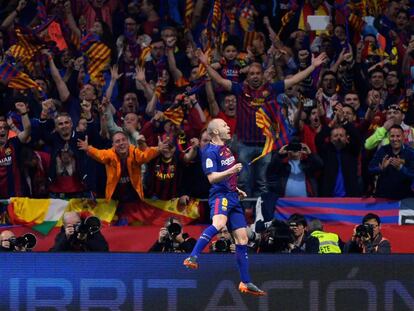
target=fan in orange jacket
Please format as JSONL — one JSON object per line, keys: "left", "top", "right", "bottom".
{"left": 77, "top": 131, "right": 170, "bottom": 201}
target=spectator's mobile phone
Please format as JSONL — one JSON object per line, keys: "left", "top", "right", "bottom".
{"left": 303, "top": 99, "right": 315, "bottom": 108}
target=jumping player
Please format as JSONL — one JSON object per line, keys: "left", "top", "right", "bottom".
{"left": 183, "top": 118, "right": 265, "bottom": 296}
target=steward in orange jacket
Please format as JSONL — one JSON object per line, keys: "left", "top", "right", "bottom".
{"left": 77, "top": 131, "right": 169, "bottom": 201}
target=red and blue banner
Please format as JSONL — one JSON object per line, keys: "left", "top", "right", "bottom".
{"left": 275, "top": 197, "right": 401, "bottom": 225}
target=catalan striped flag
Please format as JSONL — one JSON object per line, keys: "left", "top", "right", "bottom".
{"left": 348, "top": 12, "right": 366, "bottom": 34}
{"left": 81, "top": 34, "right": 111, "bottom": 85}
{"left": 243, "top": 31, "right": 258, "bottom": 50}
{"left": 10, "top": 26, "right": 46, "bottom": 73}
{"left": 70, "top": 31, "right": 81, "bottom": 49}
{"left": 163, "top": 106, "right": 184, "bottom": 126}
{"left": 139, "top": 46, "right": 152, "bottom": 67}
{"left": 275, "top": 197, "right": 401, "bottom": 225}
{"left": 184, "top": 0, "right": 194, "bottom": 29}
{"left": 366, "top": 0, "right": 386, "bottom": 17}
{"left": 15, "top": 26, "right": 43, "bottom": 57}
{"left": 175, "top": 76, "right": 190, "bottom": 87}
{"left": 8, "top": 45, "right": 34, "bottom": 74}
{"left": 0, "top": 62, "right": 40, "bottom": 90}
{"left": 211, "top": 0, "right": 222, "bottom": 31}
{"left": 196, "top": 47, "right": 211, "bottom": 78}
{"left": 250, "top": 102, "right": 292, "bottom": 164}
{"left": 278, "top": 10, "right": 295, "bottom": 36}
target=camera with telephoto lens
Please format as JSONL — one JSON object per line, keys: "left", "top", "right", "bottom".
{"left": 9, "top": 233, "right": 37, "bottom": 250}
{"left": 259, "top": 219, "right": 294, "bottom": 252}
{"left": 214, "top": 238, "right": 232, "bottom": 252}
{"left": 167, "top": 221, "right": 182, "bottom": 237}
{"left": 74, "top": 216, "right": 101, "bottom": 235}
{"left": 355, "top": 223, "right": 374, "bottom": 239}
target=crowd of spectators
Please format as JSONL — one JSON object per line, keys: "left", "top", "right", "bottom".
{"left": 0, "top": 0, "right": 413, "bottom": 234}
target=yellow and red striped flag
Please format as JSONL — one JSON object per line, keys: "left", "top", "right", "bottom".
{"left": 184, "top": 0, "right": 194, "bottom": 29}
{"left": 250, "top": 103, "right": 292, "bottom": 164}
{"left": 277, "top": 10, "right": 295, "bottom": 36}
{"left": 348, "top": 13, "right": 366, "bottom": 34}
{"left": 139, "top": 46, "right": 152, "bottom": 67}
{"left": 196, "top": 47, "right": 211, "bottom": 78}
{"left": 250, "top": 108, "right": 275, "bottom": 164}
{"left": 8, "top": 27, "right": 45, "bottom": 74}
{"left": 175, "top": 76, "right": 190, "bottom": 87}
{"left": 85, "top": 42, "right": 111, "bottom": 85}
{"left": 243, "top": 31, "right": 259, "bottom": 50}
{"left": 8, "top": 44, "right": 35, "bottom": 73}
{"left": 211, "top": 0, "right": 222, "bottom": 31}
{"left": 163, "top": 106, "right": 184, "bottom": 126}
{"left": 81, "top": 33, "right": 111, "bottom": 85}
{"left": 0, "top": 62, "right": 40, "bottom": 90}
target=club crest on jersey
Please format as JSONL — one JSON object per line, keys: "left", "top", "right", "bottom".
{"left": 4, "top": 148, "right": 11, "bottom": 156}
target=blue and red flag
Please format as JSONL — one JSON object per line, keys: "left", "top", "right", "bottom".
{"left": 36, "top": 0, "right": 47, "bottom": 22}
{"left": 275, "top": 197, "right": 401, "bottom": 225}
{"left": 0, "top": 62, "right": 40, "bottom": 90}
{"left": 80, "top": 33, "right": 99, "bottom": 53}
{"left": 80, "top": 33, "right": 110, "bottom": 85}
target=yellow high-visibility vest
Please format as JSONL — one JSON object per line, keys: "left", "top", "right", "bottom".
{"left": 311, "top": 230, "right": 342, "bottom": 254}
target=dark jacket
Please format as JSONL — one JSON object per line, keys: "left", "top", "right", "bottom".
{"left": 290, "top": 233, "right": 320, "bottom": 254}
{"left": 368, "top": 144, "right": 414, "bottom": 200}
{"left": 149, "top": 233, "right": 196, "bottom": 253}
{"left": 316, "top": 123, "right": 362, "bottom": 197}
{"left": 49, "top": 227, "right": 109, "bottom": 252}
{"left": 38, "top": 119, "right": 100, "bottom": 193}
{"left": 345, "top": 232, "right": 391, "bottom": 254}
{"left": 266, "top": 151, "right": 323, "bottom": 197}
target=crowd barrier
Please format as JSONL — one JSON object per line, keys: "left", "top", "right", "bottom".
{"left": 1, "top": 253, "right": 413, "bottom": 311}
{"left": 2, "top": 224, "right": 413, "bottom": 253}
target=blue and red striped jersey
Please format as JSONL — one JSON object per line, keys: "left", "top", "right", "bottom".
{"left": 0, "top": 137, "right": 23, "bottom": 198}
{"left": 202, "top": 143, "right": 237, "bottom": 197}
{"left": 231, "top": 81, "right": 285, "bottom": 143}
{"left": 220, "top": 60, "right": 241, "bottom": 82}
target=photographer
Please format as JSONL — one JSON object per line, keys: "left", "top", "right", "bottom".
{"left": 345, "top": 213, "right": 391, "bottom": 254}
{"left": 149, "top": 217, "right": 196, "bottom": 253}
{"left": 50, "top": 212, "right": 109, "bottom": 252}
{"left": 285, "top": 214, "right": 319, "bottom": 254}
{"left": 257, "top": 219, "right": 294, "bottom": 253}
{"left": 0, "top": 230, "right": 36, "bottom": 252}
{"left": 210, "top": 226, "right": 236, "bottom": 253}
{"left": 257, "top": 214, "right": 319, "bottom": 253}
